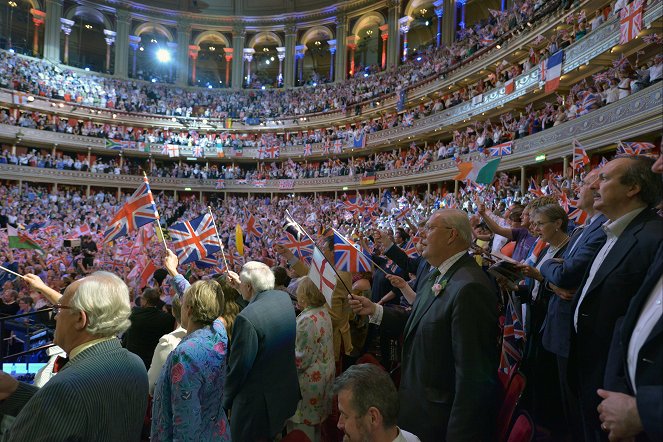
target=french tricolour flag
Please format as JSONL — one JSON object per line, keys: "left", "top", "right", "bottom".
{"left": 544, "top": 51, "right": 564, "bottom": 94}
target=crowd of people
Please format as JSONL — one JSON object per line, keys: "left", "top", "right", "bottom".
{"left": 0, "top": 147, "right": 661, "bottom": 441}
{"left": 0, "top": 0, "right": 563, "bottom": 123}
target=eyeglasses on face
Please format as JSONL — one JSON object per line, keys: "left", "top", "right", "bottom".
{"left": 531, "top": 220, "right": 555, "bottom": 228}
{"left": 52, "top": 303, "right": 77, "bottom": 315}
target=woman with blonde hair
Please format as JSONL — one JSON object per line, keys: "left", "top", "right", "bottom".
{"left": 151, "top": 280, "right": 231, "bottom": 441}
{"left": 288, "top": 276, "right": 335, "bottom": 442}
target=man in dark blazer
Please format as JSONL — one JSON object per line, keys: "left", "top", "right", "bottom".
{"left": 598, "top": 154, "right": 663, "bottom": 442}
{"left": 0, "top": 271, "right": 148, "bottom": 441}
{"left": 224, "top": 261, "right": 300, "bottom": 442}
{"left": 350, "top": 209, "right": 499, "bottom": 441}
{"left": 123, "top": 287, "right": 176, "bottom": 368}
{"left": 569, "top": 157, "right": 663, "bottom": 441}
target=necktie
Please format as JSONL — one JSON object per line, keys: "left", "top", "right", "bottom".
{"left": 52, "top": 355, "right": 69, "bottom": 373}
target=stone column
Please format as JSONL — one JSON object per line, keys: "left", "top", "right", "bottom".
{"left": 442, "top": 0, "right": 456, "bottom": 45}
{"left": 434, "top": 0, "right": 443, "bottom": 47}
{"left": 243, "top": 47, "right": 255, "bottom": 86}
{"left": 189, "top": 45, "right": 199, "bottom": 84}
{"left": 223, "top": 47, "right": 233, "bottom": 87}
{"left": 60, "top": 18, "right": 73, "bottom": 65}
{"left": 175, "top": 22, "right": 191, "bottom": 87}
{"left": 103, "top": 29, "right": 116, "bottom": 73}
{"left": 563, "top": 156, "right": 569, "bottom": 178}
{"left": 30, "top": 9, "right": 46, "bottom": 56}
{"left": 346, "top": 35, "right": 358, "bottom": 77}
{"left": 457, "top": 0, "right": 467, "bottom": 30}
{"left": 284, "top": 23, "right": 297, "bottom": 88}
{"left": 520, "top": 165, "right": 526, "bottom": 195}
{"left": 379, "top": 24, "right": 388, "bottom": 70}
{"left": 114, "top": 10, "right": 130, "bottom": 78}
{"left": 326, "top": 40, "right": 336, "bottom": 81}
{"left": 386, "top": 0, "right": 400, "bottom": 69}
{"left": 334, "top": 15, "right": 347, "bottom": 82}
{"left": 295, "top": 45, "right": 306, "bottom": 84}
{"left": 43, "top": 0, "right": 63, "bottom": 62}
{"left": 167, "top": 41, "right": 177, "bottom": 82}
{"left": 276, "top": 46, "right": 285, "bottom": 85}
{"left": 129, "top": 35, "right": 140, "bottom": 78}
{"left": 231, "top": 25, "right": 246, "bottom": 90}
{"left": 398, "top": 17, "right": 412, "bottom": 62}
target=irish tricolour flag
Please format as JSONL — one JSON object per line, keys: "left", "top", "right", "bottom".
{"left": 454, "top": 157, "right": 501, "bottom": 185}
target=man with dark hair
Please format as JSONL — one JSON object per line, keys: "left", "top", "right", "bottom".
{"left": 569, "top": 156, "right": 663, "bottom": 441}
{"left": 333, "top": 364, "right": 420, "bottom": 442}
{"left": 123, "top": 288, "right": 176, "bottom": 368}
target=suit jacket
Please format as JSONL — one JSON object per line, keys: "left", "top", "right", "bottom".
{"left": 222, "top": 289, "right": 300, "bottom": 442}
{"left": 540, "top": 214, "right": 607, "bottom": 357}
{"left": 123, "top": 306, "right": 176, "bottom": 368}
{"left": 381, "top": 253, "right": 499, "bottom": 442}
{"left": 604, "top": 243, "right": 663, "bottom": 442}
{"left": 385, "top": 243, "right": 428, "bottom": 292}
{"left": 569, "top": 209, "right": 663, "bottom": 417}
{"left": 293, "top": 259, "right": 353, "bottom": 359}
{"left": 0, "top": 338, "right": 148, "bottom": 442}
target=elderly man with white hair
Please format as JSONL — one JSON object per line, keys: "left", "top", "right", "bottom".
{"left": 224, "top": 261, "right": 300, "bottom": 442}
{"left": 0, "top": 271, "right": 148, "bottom": 441}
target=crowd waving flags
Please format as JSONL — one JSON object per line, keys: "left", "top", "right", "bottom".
{"left": 103, "top": 175, "right": 160, "bottom": 244}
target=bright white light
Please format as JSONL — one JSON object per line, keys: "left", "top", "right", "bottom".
{"left": 156, "top": 49, "right": 171, "bottom": 63}
{"left": 265, "top": 60, "right": 270, "bottom": 65}
{"left": 208, "top": 85, "right": 212, "bottom": 89}
{"left": 261, "top": 86, "right": 266, "bottom": 90}
{"left": 312, "top": 82, "right": 317, "bottom": 87}
{"left": 151, "top": 78, "right": 157, "bottom": 83}
{"left": 416, "top": 56, "right": 422, "bottom": 61}
{"left": 85, "top": 67, "right": 90, "bottom": 71}
{"left": 363, "top": 73, "right": 369, "bottom": 77}
{"left": 8, "top": 49, "right": 14, "bottom": 53}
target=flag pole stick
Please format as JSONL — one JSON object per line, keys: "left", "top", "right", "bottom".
{"left": 0, "top": 265, "right": 24, "bottom": 279}
{"left": 284, "top": 209, "right": 352, "bottom": 296}
{"left": 331, "top": 227, "right": 390, "bottom": 275}
{"left": 208, "top": 206, "right": 229, "bottom": 272}
{"left": 142, "top": 171, "right": 168, "bottom": 250}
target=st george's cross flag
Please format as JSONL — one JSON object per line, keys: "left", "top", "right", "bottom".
{"left": 619, "top": 0, "right": 644, "bottom": 44}
{"left": 308, "top": 247, "right": 336, "bottom": 307}
{"left": 169, "top": 213, "right": 221, "bottom": 265}
{"left": 104, "top": 176, "right": 159, "bottom": 243}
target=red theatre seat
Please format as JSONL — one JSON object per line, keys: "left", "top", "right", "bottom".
{"left": 496, "top": 371, "right": 527, "bottom": 442}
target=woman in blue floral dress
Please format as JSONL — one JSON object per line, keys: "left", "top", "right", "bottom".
{"left": 151, "top": 280, "right": 231, "bottom": 441}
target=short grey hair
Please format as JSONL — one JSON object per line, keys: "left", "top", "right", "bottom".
{"left": 439, "top": 209, "right": 473, "bottom": 247}
{"left": 240, "top": 261, "right": 275, "bottom": 294}
{"left": 70, "top": 271, "right": 131, "bottom": 337}
{"left": 332, "top": 364, "right": 399, "bottom": 428}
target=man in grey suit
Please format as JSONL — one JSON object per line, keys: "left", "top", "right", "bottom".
{"left": 0, "top": 271, "right": 148, "bottom": 442}
{"left": 225, "top": 261, "right": 300, "bottom": 442}
{"left": 350, "top": 209, "right": 499, "bottom": 441}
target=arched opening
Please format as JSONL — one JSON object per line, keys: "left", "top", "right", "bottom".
{"left": 193, "top": 31, "right": 231, "bottom": 88}
{"left": 63, "top": 6, "right": 113, "bottom": 72}
{"left": 1, "top": 0, "right": 43, "bottom": 56}
{"left": 299, "top": 26, "right": 333, "bottom": 87}
{"left": 132, "top": 23, "right": 176, "bottom": 84}
{"left": 247, "top": 32, "right": 283, "bottom": 89}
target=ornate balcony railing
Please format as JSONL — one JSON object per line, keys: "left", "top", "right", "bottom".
{"left": 2, "top": 82, "right": 661, "bottom": 193}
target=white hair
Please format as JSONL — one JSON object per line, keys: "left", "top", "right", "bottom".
{"left": 240, "top": 261, "right": 275, "bottom": 295}
{"left": 70, "top": 271, "right": 132, "bottom": 337}
{"left": 437, "top": 209, "right": 473, "bottom": 248}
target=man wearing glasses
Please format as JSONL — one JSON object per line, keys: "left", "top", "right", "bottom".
{"left": 0, "top": 272, "right": 148, "bottom": 441}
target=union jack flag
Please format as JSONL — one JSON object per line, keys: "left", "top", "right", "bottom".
{"left": 499, "top": 296, "right": 525, "bottom": 374}
{"left": 244, "top": 213, "right": 263, "bottom": 243}
{"left": 567, "top": 198, "right": 588, "bottom": 225}
{"left": 338, "top": 197, "right": 362, "bottom": 213}
{"left": 403, "top": 240, "right": 419, "bottom": 258}
{"left": 572, "top": 139, "right": 590, "bottom": 170}
{"left": 264, "top": 145, "right": 280, "bottom": 159}
{"left": 616, "top": 141, "right": 656, "bottom": 156}
{"left": 322, "top": 142, "right": 331, "bottom": 155}
{"left": 489, "top": 141, "right": 513, "bottom": 157}
{"left": 619, "top": 0, "right": 644, "bottom": 45}
{"left": 528, "top": 177, "right": 544, "bottom": 197}
{"left": 395, "top": 206, "right": 411, "bottom": 220}
{"left": 598, "top": 156, "right": 609, "bottom": 168}
{"left": 104, "top": 176, "right": 159, "bottom": 243}
{"left": 252, "top": 179, "right": 267, "bottom": 188}
{"left": 215, "top": 179, "right": 225, "bottom": 189}
{"left": 195, "top": 254, "right": 222, "bottom": 270}
{"left": 304, "top": 143, "right": 312, "bottom": 156}
{"left": 192, "top": 145, "right": 203, "bottom": 158}
{"left": 333, "top": 229, "right": 372, "bottom": 273}
{"left": 333, "top": 139, "right": 343, "bottom": 154}
{"left": 169, "top": 213, "right": 221, "bottom": 265}
{"left": 278, "top": 231, "right": 314, "bottom": 260}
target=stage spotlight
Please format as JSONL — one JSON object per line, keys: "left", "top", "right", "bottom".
{"left": 156, "top": 49, "right": 171, "bottom": 63}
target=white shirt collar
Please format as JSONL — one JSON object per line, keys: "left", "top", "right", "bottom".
{"left": 436, "top": 250, "right": 468, "bottom": 279}
{"left": 603, "top": 207, "right": 646, "bottom": 238}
